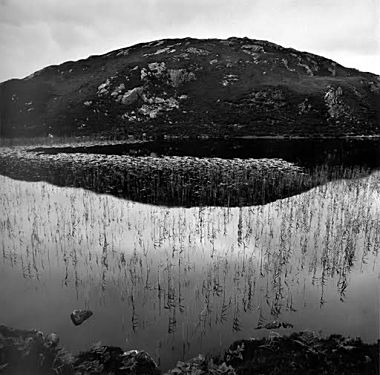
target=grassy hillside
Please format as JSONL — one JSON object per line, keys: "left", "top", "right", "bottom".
{"left": 1, "top": 37, "right": 379, "bottom": 138}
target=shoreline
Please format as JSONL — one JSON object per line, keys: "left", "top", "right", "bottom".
{"left": 0, "top": 134, "right": 379, "bottom": 148}
{"left": 0, "top": 324, "right": 378, "bottom": 374}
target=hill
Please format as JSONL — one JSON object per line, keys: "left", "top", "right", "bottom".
{"left": 0, "top": 37, "right": 379, "bottom": 138}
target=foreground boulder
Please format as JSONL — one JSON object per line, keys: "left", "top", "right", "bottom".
{"left": 74, "top": 345, "right": 160, "bottom": 375}
{"left": 0, "top": 325, "right": 72, "bottom": 375}
{"left": 165, "top": 355, "right": 236, "bottom": 374}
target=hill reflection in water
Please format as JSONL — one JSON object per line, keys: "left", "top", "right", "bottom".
{"left": 0, "top": 171, "right": 378, "bottom": 370}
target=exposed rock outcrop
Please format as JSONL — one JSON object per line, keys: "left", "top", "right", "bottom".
{"left": 117, "top": 87, "right": 144, "bottom": 105}
{"left": 324, "top": 86, "right": 353, "bottom": 120}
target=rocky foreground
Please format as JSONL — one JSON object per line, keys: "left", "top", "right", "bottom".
{"left": 1, "top": 37, "right": 379, "bottom": 138}
{"left": 0, "top": 325, "right": 378, "bottom": 375}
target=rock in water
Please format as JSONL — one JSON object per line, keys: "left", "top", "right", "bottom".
{"left": 70, "top": 309, "right": 93, "bottom": 326}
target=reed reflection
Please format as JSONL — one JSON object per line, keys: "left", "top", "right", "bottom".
{"left": 0, "top": 172, "right": 378, "bottom": 366}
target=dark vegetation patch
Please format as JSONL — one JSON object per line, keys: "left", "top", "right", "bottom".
{"left": 220, "top": 332, "right": 379, "bottom": 375}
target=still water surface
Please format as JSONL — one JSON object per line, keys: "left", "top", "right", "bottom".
{"left": 0, "top": 167, "right": 378, "bottom": 370}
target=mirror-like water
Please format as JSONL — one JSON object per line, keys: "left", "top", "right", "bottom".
{"left": 0, "top": 169, "right": 379, "bottom": 370}
{"left": 31, "top": 138, "right": 380, "bottom": 169}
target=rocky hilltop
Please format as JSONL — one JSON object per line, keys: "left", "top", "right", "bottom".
{"left": 0, "top": 37, "right": 379, "bottom": 138}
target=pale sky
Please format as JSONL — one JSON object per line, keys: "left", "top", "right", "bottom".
{"left": 0, "top": 0, "right": 379, "bottom": 82}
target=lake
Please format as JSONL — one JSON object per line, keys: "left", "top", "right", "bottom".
{"left": 0, "top": 139, "right": 379, "bottom": 371}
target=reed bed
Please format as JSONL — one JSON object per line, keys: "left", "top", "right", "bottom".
{"left": 0, "top": 146, "right": 372, "bottom": 207}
